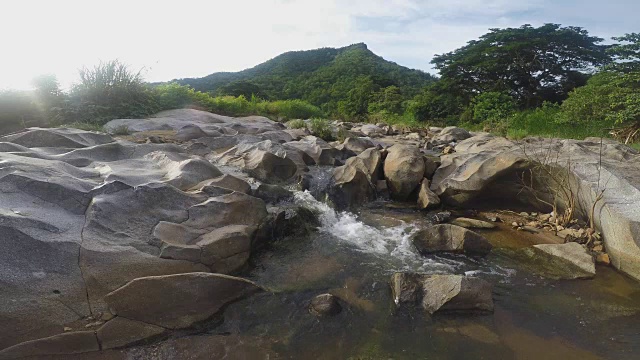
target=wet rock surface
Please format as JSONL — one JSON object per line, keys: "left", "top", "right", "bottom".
{"left": 2, "top": 111, "right": 640, "bottom": 358}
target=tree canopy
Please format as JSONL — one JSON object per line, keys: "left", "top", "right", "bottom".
{"left": 431, "top": 24, "right": 609, "bottom": 108}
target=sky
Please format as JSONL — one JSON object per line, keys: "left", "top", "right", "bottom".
{"left": 1, "top": 0, "right": 638, "bottom": 90}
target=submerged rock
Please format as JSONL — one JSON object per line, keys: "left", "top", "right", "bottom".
{"left": 450, "top": 217, "right": 497, "bottom": 229}
{"left": 104, "top": 272, "right": 261, "bottom": 329}
{"left": 309, "top": 294, "right": 342, "bottom": 317}
{"left": 391, "top": 273, "right": 494, "bottom": 314}
{"left": 0, "top": 331, "right": 99, "bottom": 359}
{"left": 412, "top": 224, "right": 492, "bottom": 255}
{"left": 523, "top": 242, "right": 596, "bottom": 279}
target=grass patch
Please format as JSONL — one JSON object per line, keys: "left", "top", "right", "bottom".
{"left": 286, "top": 119, "right": 306, "bottom": 129}
{"left": 308, "top": 118, "right": 334, "bottom": 141}
{"left": 58, "top": 122, "right": 104, "bottom": 132}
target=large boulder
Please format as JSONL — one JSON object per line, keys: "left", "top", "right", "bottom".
{"left": 430, "top": 126, "right": 472, "bottom": 146}
{"left": 331, "top": 147, "right": 382, "bottom": 208}
{"left": 340, "top": 137, "right": 375, "bottom": 155}
{"left": 391, "top": 273, "right": 494, "bottom": 314}
{"left": 215, "top": 140, "right": 299, "bottom": 183}
{"left": 431, "top": 134, "right": 640, "bottom": 280}
{"left": 104, "top": 273, "right": 261, "bottom": 329}
{"left": 360, "top": 124, "right": 386, "bottom": 138}
{"left": 412, "top": 224, "right": 492, "bottom": 255}
{"left": 383, "top": 144, "right": 425, "bottom": 201}
{"left": 284, "top": 136, "right": 341, "bottom": 166}
{"left": 0, "top": 125, "right": 273, "bottom": 350}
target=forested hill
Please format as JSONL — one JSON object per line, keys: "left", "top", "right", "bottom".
{"left": 171, "top": 43, "right": 436, "bottom": 114}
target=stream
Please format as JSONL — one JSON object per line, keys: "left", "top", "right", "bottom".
{"left": 212, "top": 188, "right": 640, "bottom": 359}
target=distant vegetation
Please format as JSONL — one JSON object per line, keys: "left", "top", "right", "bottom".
{"left": 1, "top": 25, "right": 638, "bottom": 144}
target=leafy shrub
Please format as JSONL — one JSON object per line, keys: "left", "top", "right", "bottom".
{"left": 257, "top": 99, "right": 323, "bottom": 120}
{"left": 110, "top": 125, "right": 131, "bottom": 136}
{"left": 308, "top": 118, "right": 334, "bottom": 141}
{"left": 286, "top": 119, "right": 306, "bottom": 129}
{"left": 471, "top": 92, "right": 516, "bottom": 124}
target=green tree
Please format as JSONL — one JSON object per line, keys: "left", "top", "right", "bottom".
{"left": 471, "top": 92, "right": 516, "bottom": 124}
{"left": 368, "top": 85, "right": 404, "bottom": 114}
{"left": 337, "top": 76, "right": 376, "bottom": 119}
{"left": 406, "top": 83, "right": 465, "bottom": 124}
{"left": 607, "top": 33, "right": 640, "bottom": 72}
{"left": 432, "top": 24, "right": 609, "bottom": 108}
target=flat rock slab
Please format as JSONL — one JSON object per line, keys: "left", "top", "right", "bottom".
{"left": 0, "top": 331, "right": 99, "bottom": 359}
{"left": 529, "top": 242, "right": 596, "bottom": 279}
{"left": 450, "top": 217, "right": 497, "bottom": 229}
{"left": 104, "top": 272, "right": 261, "bottom": 329}
{"left": 97, "top": 317, "right": 166, "bottom": 350}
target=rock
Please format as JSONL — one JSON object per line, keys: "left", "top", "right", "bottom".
{"left": 193, "top": 173, "right": 251, "bottom": 194}
{"left": 430, "top": 134, "right": 640, "bottom": 280}
{"left": 557, "top": 228, "right": 583, "bottom": 239}
{"left": 593, "top": 244, "right": 604, "bottom": 252}
{"left": 104, "top": 272, "right": 261, "bottom": 329}
{"left": 344, "top": 147, "right": 383, "bottom": 182}
{"left": 284, "top": 136, "right": 340, "bottom": 166}
{"left": 412, "top": 224, "right": 492, "bottom": 255}
{"left": 442, "top": 146, "right": 454, "bottom": 154}
{"left": 341, "top": 137, "right": 375, "bottom": 155}
{"left": 284, "top": 128, "right": 311, "bottom": 140}
{"left": 390, "top": 273, "right": 424, "bottom": 305}
{"left": 331, "top": 164, "right": 374, "bottom": 208}
{"left": 309, "top": 294, "right": 342, "bottom": 316}
{"left": 432, "top": 127, "right": 472, "bottom": 145}
{"left": 252, "top": 183, "right": 293, "bottom": 204}
{"left": 96, "top": 317, "right": 166, "bottom": 350}
{"left": 331, "top": 148, "right": 382, "bottom": 207}
{"left": 384, "top": 144, "right": 425, "bottom": 201}
{"left": 432, "top": 211, "right": 452, "bottom": 224}
{"left": 524, "top": 242, "right": 596, "bottom": 279}
{"left": 521, "top": 226, "right": 541, "bottom": 234}
{"left": 391, "top": 273, "right": 494, "bottom": 314}
{"left": 417, "top": 178, "right": 440, "bottom": 210}
{"left": 423, "top": 156, "right": 440, "bottom": 180}
{"left": 175, "top": 124, "right": 210, "bottom": 141}
{"left": 450, "top": 218, "right": 497, "bottom": 229}
{"left": 421, "top": 275, "right": 494, "bottom": 314}
{"left": 0, "top": 331, "right": 99, "bottom": 359}
{"left": 360, "top": 124, "right": 385, "bottom": 138}
{"left": 215, "top": 140, "right": 299, "bottom": 183}
{"left": 596, "top": 253, "right": 611, "bottom": 265}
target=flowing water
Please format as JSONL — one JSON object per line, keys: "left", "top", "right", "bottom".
{"left": 206, "top": 190, "right": 640, "bottom": 359}
{"left": 105, "top": 179, "right": 640, "bottom": 359}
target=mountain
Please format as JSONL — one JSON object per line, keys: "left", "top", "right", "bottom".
{"left": 171, "top": 43, "right": 436, "bottom": 114}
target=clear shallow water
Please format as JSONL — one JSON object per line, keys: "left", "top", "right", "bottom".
{"left": 220, "top": 191, "right": 640, "bottom": 359}
{"left": 109, "top": 189, "right": 640, "bottom": 359}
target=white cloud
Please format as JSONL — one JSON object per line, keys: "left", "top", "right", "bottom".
{"left": 0, "top": 0, "right": 636, "bottom": 90}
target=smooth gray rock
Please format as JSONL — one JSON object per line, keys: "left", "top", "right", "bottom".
{"left": 526, "top": 242, "right": 596, "bottom": 279}
{"left": 104, "top": 272, "right": 261, "bottom": 329}
{"left": 412, "top": 224, "right": 492, "bottom": 255}
{"left": 0, "top": 331, "right": 99, "bottom": 359}
{"left": 309, "top": 294, "right": 342, "bottom": 317}
{"left": 417, "top": 178, "right": 440, "bottom": 210}
{"left": 97, "top": 317, "right": 166, "bottom": 350}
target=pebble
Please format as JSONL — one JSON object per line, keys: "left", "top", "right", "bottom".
{"left": 596, "top": 253, "right": 611, "bottom": 266}
{"left": 63, "top": 327, "right": 72, "bottom": 332}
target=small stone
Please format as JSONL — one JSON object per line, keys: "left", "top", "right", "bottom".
{"left": 592, "top": 245, "right": 604, "bottom": 252}
{"left": 521, "top": 226, "right": 541, "bottom": 234}
{"left": 531, "top": 212, "right": 538, "bottom": 217}
{"left": 519, "top": 212, "right": 529, "bottom": 217}
{"left": 85, "top": 321, "right": 104, "bottom": 328}
{"left": 101, "top": 312, "right": 115, "bottom": 321}
{"left": 63, "top": 327, "right": 72, "bottom": 332}
{"left": 309, "top": 294, "right": 342, "bottom": 317}
{"left": 487, "top": 216, "right": 498, "bottom": 222}
{"left": 442, "top": 146, "right": 454, "bottom": 155}
{"left": 511, "top": 222, "right": 519, "bottom": 228}
{"left": 596, "top": 253, "right": 611, "bottom": 266}
{"left": 557, "top": 225, "right": 565, "bottom": 231}
{"left": 539, "top": 214, "right": 552, "bottom": 222}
